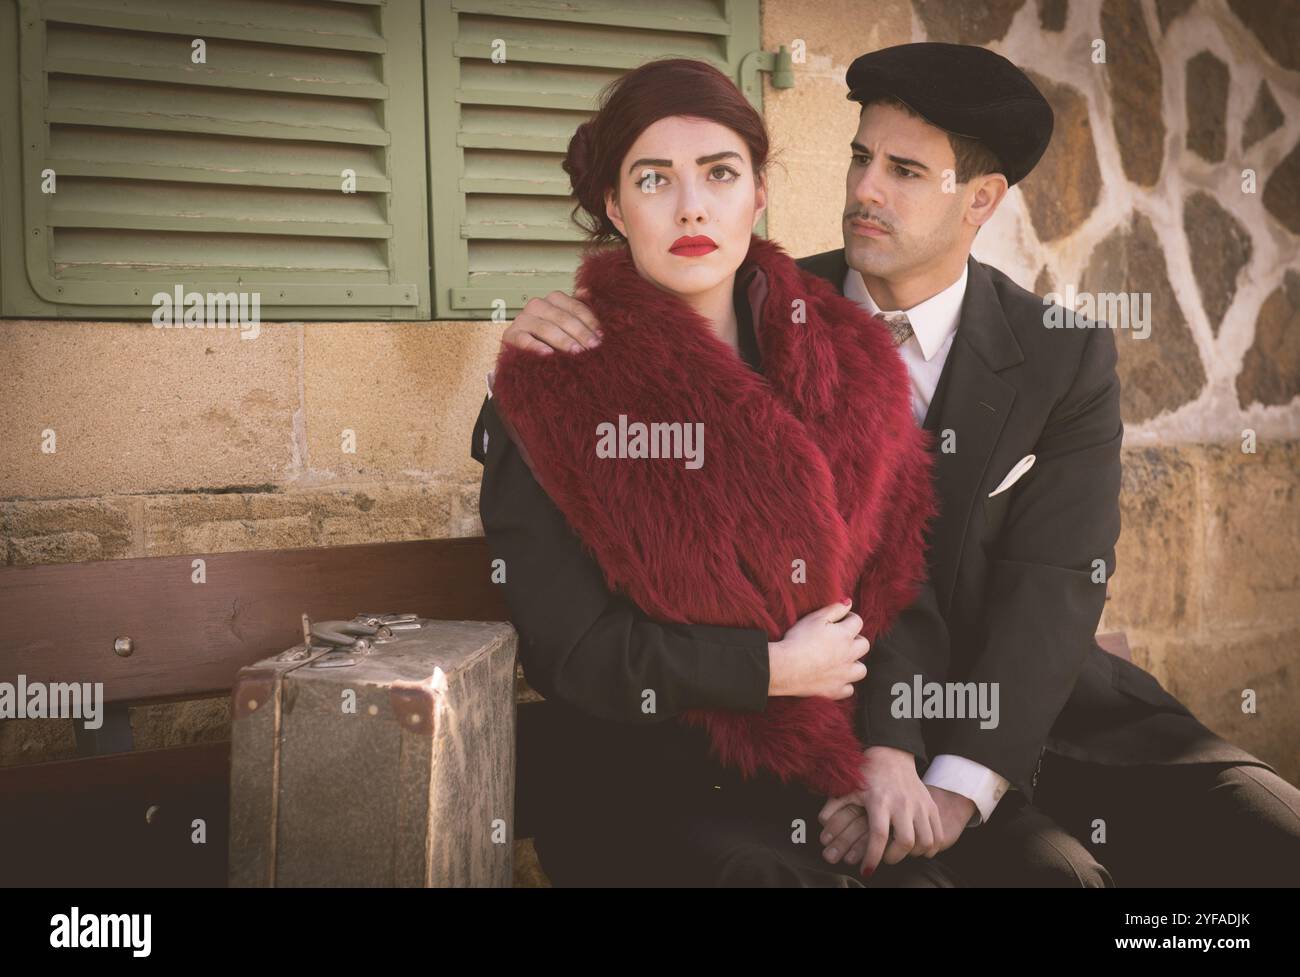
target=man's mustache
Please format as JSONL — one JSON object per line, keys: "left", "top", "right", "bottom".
{"left": 843, "top": 209, "right": 896, "bottom": 232}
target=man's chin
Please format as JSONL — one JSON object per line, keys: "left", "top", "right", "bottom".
{"left": 843, "top": 241, "right": 897, "bottom": 278}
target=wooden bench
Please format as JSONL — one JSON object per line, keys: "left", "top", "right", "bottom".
{"left": 0, "top": 537, "right": 561, "bottom": 886}
{"left": 0, "top": 539, "right": 1131, "bottom": 886}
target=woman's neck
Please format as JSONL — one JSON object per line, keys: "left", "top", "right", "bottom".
{"left": 682, "top": 275, "right": 739, "bottom": 353}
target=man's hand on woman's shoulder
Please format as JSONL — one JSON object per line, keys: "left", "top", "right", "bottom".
{"left": 502, "top": 290, "right": 603, "bottom": 354}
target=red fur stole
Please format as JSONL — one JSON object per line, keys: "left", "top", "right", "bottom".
{"left": 492, "top": 235, "right": 936, "bottom": 797}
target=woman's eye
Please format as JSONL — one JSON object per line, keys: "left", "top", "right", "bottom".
{"left": 637, "top": 171, "right": 667, "bottom": 192}
{"left": 709, "top": 165, "right": 739, "bottom": 182}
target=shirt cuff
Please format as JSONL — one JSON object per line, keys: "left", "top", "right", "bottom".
{"left": 923, "top": 754, "right": 1010, "bottom": 827}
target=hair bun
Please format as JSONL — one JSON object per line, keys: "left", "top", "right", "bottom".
{"left": 563, "top": 120, "right": 606, "bottom": 237}
{"left": 563, "top": 121, "right": 597, "bottom": 197}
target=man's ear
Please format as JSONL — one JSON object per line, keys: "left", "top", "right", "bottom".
{"left": 604, "top": 187, "right": 627, "bottom": 238}
{"left": 965, "top": 172, "right": 1009, "bottom": 229}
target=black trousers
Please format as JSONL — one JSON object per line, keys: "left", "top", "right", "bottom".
{"left": 536, "top": 749, "right": 888, "bottom": 887}
{"left": 935, "top": 751, "right": 1300, "bottom": 888}
{"left": 535, "top": 740, "right": 1300, "bottom": 887}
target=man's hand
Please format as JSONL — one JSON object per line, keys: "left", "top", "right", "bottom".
{"left": 924, "top": 784, "right": 976, "bottom": 856}
{"left": 818, "top": 745, "right": 942, "bottom": 877}
{"left": 502, "top": 290, "right": 602, "bottom": 355}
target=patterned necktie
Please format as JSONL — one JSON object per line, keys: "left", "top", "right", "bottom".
{"left": 878, "top": 311, "right": 914, "bottom": 348}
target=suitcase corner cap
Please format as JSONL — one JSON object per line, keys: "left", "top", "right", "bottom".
{"left": 232, "top": 668, "right": 278, "bottom": 720}
{"left": 389, "top": 669, "right": 448, "bottom": 735}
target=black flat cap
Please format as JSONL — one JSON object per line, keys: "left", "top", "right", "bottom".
{"left": 845, "top": 42, "right": 1053, "bottom": 186}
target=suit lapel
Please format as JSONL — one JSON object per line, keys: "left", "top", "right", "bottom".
{"left": 925, "top": 257, "right": 1023, "bottom": 613}
{"left": 796, "top": 249, "right": 1026, "bottom": 613}
{"left": 795, "top": 248, "right": 849, "bottom": 289}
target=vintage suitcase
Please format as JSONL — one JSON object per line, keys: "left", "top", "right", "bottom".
{"left": 229, "top": 613, "right": 517, "bottom": 887}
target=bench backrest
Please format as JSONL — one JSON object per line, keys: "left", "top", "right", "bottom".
{"left": 1, "top": 537, "right": 506, "bottom": 706}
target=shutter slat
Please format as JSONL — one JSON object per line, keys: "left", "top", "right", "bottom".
{"left": 461, "top": 148, "right": 569, "bottom": 194}
{"left": 50, "top": 213, "right": 393, "bottom": 239}
{"left": 47, "top": 108, "right": 390, "bottom": 146}
{"left": 460, "top": 178, "right": 568, "bottom": 196}
{"left": 461, "top": 223, "right": 585, "bottom": 241}
{"left": 454, "top": 12, "right": 729, "bottom": 68}
{"left": 53, "top": 231, "right": 390, "bottom": 274}
{"left": 46, "top": 22, "right": 387, "bottom": 98}
{"left": 458, "top": 133, "right": 568, "bottom": 153}
{"left": 452, "top": 40, "right": 724, "bottom": 71}
{"left": 49, "top": 77, "right": 389, "bottom": 145}
{"left": 51, "top": 160, "right": 391, "bottom": 194}
{"left": 460, "top": 105, "right": 588, "bottom": 144}
{"left": 452, "top": 0, "right": 731, "bottom": 35}
{"left": 467, "top": 240, "right": 583, "bottom": 273}
{"left": 50, "top": 126, "right": 390, "bottom": 192}
{"left": 463, "top": 194, "right": 583, "bottom": 241}
{"left": 45, "top": 57, "right": 388, "bottom": 99}
{"left": 459, "top": 60, "right": 619, "bottom": 104}
{"left": 457, "top": 88, "right": 594, "bottom": 111}
{"left": 463, "top": 148, "right": 567, "bottom": 182}
{"left": 43, "top": 0, "right": 387, "bottom": 53}
{"left": 51, "top": 177, "right": 390, "bottom": 238}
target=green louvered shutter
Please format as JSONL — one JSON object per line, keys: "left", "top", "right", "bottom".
{"left": 426, "top": 0, "right": 764, "bottom": 320}
{"left": 2, "top": 0, "right": 429, "bottom": 319}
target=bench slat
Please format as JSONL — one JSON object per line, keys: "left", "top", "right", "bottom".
{"left": 0, "top": 537, "right": 505, "bottom": 704}
{"left": 0, "top": 742, "right": 232, "bottom": 886}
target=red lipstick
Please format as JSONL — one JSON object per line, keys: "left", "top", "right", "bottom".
{"left": 669, "top": 235, "right": 718, "bottom": 257}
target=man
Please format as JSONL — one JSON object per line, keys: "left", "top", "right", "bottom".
{"left": 474, "top": 42, "right": 1300, "bottom": 886}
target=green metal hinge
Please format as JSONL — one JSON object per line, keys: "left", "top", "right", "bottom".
{"left": 740, "top": 46, "right": 795, "bottom": 104}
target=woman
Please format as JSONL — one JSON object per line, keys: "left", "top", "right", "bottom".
{"left": 479, "top": 58, "right": 935, "bottom": 886}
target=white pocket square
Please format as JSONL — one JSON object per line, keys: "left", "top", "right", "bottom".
{"left": 989, "top": 454, "right": 1035, "bottom": 497}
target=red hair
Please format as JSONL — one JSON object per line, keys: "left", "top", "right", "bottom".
{"left": 562, "top": 58, "right": 770, "bottom": 243}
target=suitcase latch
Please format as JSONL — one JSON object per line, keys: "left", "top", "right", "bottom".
{"left": 283, "top": 612, "right": 422, "bottom": 668}
{"left": 353, "top": 612, "right": 422, "bottom": 631}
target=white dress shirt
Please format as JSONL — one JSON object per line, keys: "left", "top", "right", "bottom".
{"left": 843, "top": 262, "right": 1011, "bottom": 828}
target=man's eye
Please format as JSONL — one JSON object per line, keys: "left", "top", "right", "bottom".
{"left": 852, "top": 154, "right": 869, "bottom": 165}
{"left": 894, "top": 165, "right": 917, "bottom": 178}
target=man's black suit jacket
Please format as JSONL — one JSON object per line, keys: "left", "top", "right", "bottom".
{"left": 471, "top": 250, "right": 1273, "bottom": 806}
{"left": 796, "top": 249, "right": 1270, "bottom": 799}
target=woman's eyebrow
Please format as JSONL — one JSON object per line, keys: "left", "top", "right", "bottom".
{"left": 696, "top": 151, "right": 742, "bottom": 164}
{"left": 626, "top": 150, "right": 743, "bottom": 174}
{"left": 628, "top": 157, "right": 672, "bottom": 173}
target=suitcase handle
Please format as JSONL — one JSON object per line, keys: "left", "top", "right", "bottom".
{"left": 312, "top": 620, "right": 384, "bottom": 647}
